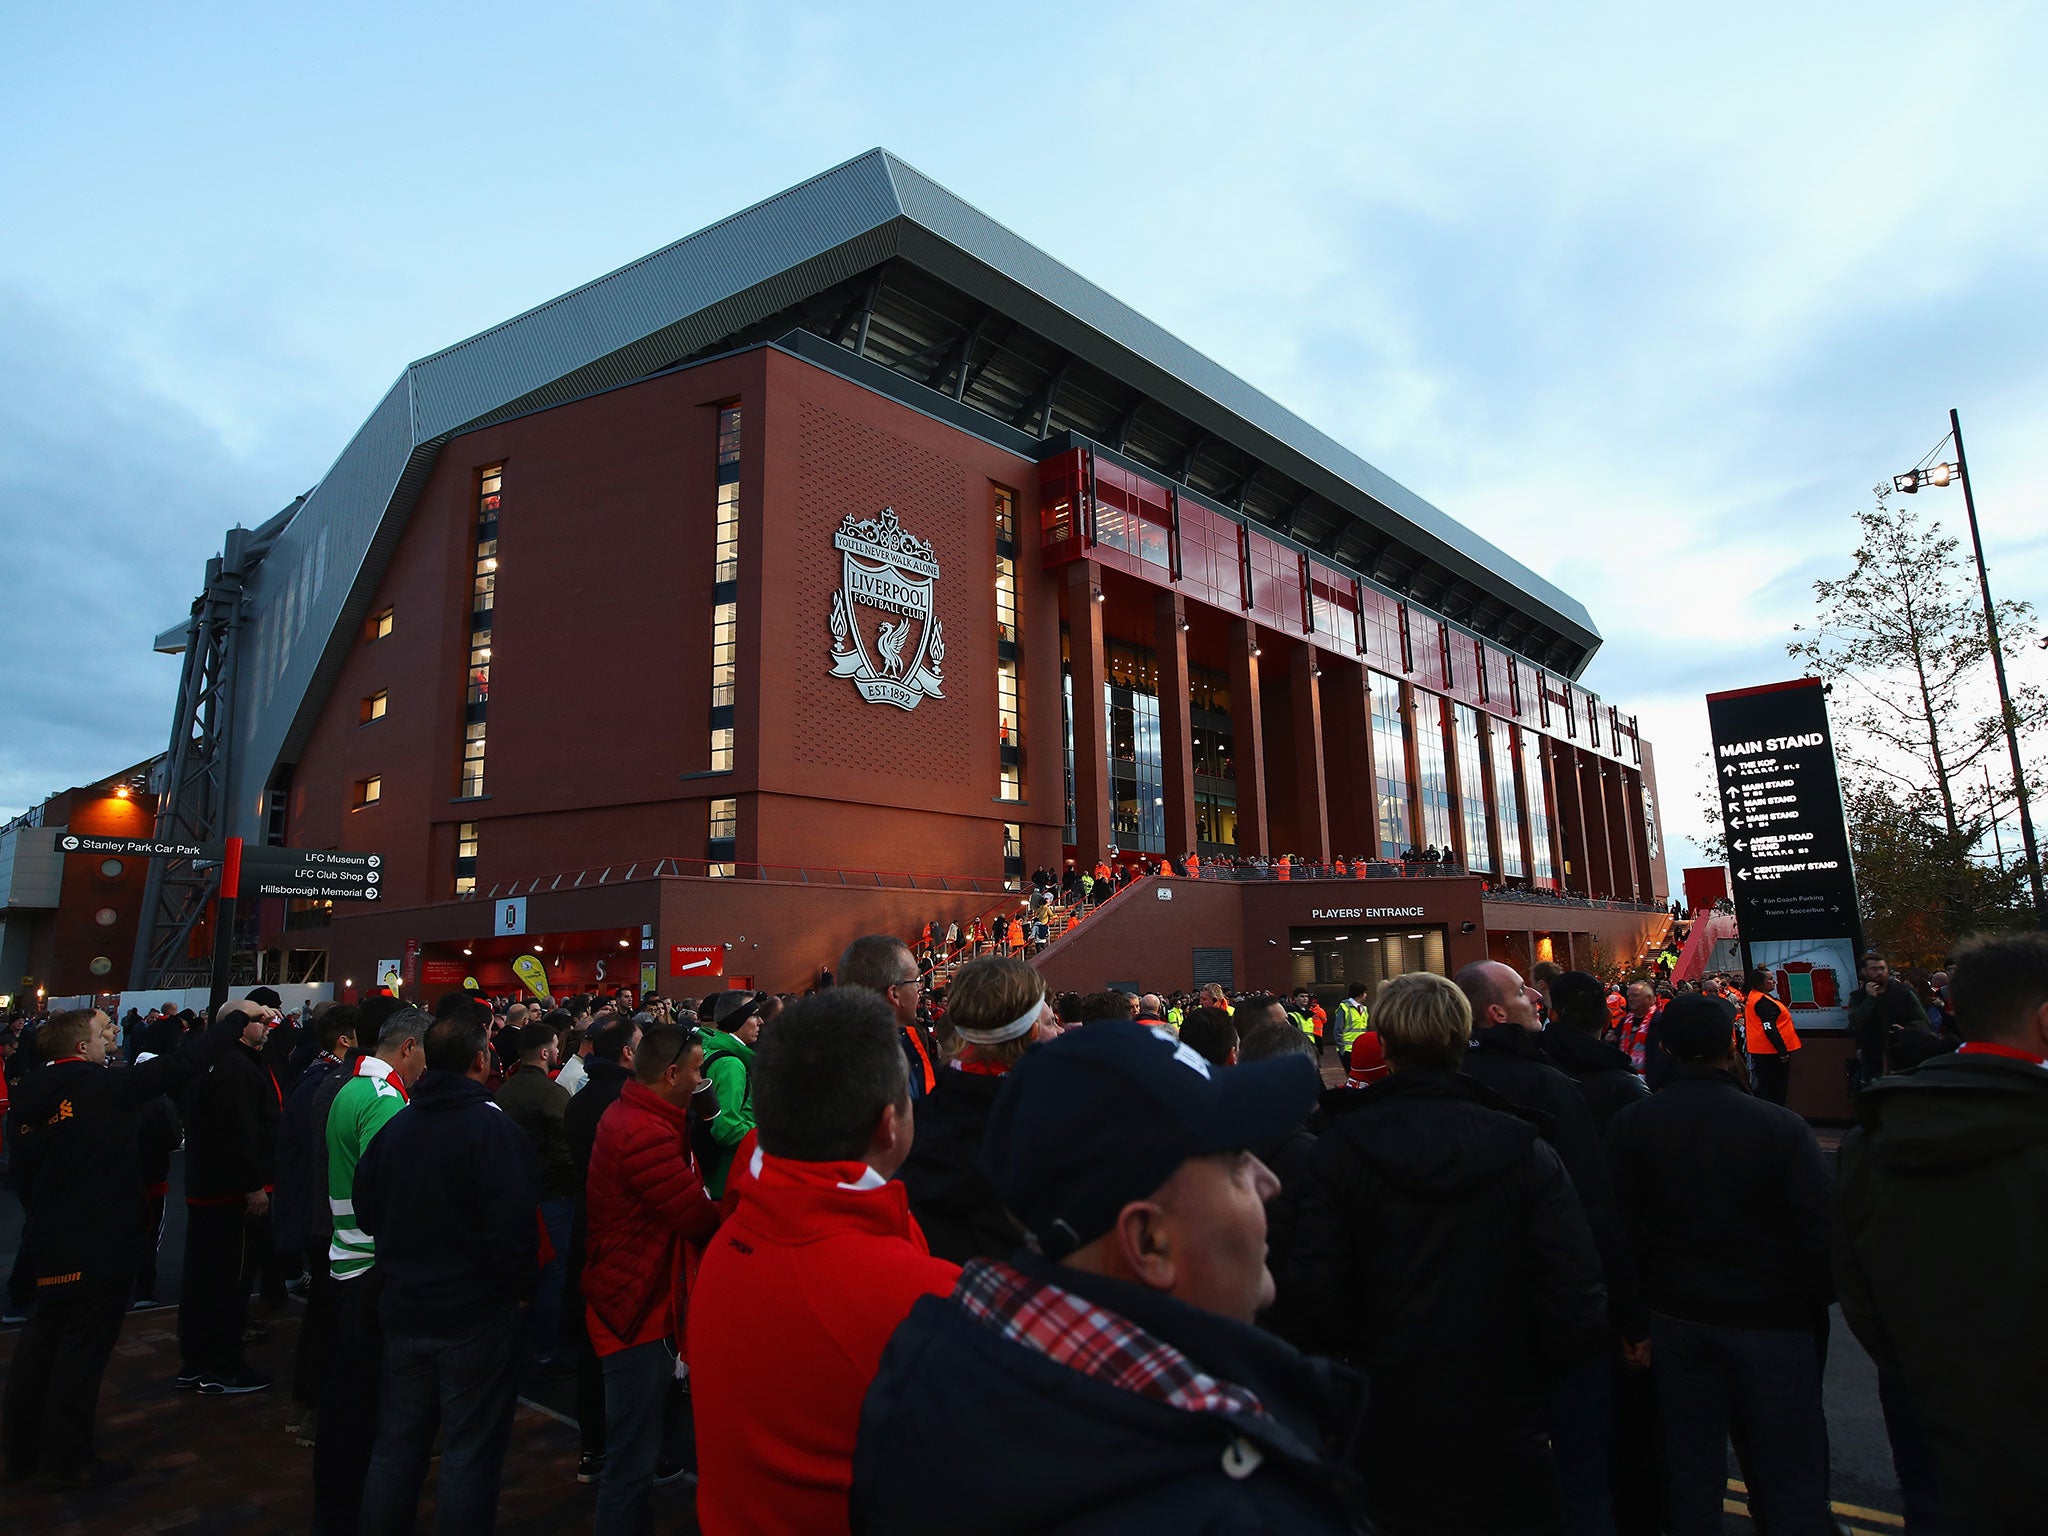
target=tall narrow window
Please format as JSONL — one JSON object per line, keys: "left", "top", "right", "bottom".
{"left": 708, "top": 795, "right": 737, "bottom": 878}
{"left": 1521, "top": 730, "right": 1557, "bottom": 885}
{"left": 1490, "top": 723, "right": 1527, "bottom": 878}
{"left": 455, "top": 820, "right": 479, "bottom": 896}
{"left": 1368, "top": 670, "right": 1410, "bottom": 859}
{"left": 1453, "top": 703, "right": 1493, "bottom": 872}
{"left": 995, "top": 485, "right": 1022, "bottom": 801}
{"left": 459, "top": 465, "right": 502, "bottom": 797}
{"left": 1411, "top": 691, "right": 1455, "bottom": 852}
{"left": 1003, "top": 822, "right": 1023, "bottom": 890}
{"left": 709, "top": 408, "right": 741, "bottom": 765}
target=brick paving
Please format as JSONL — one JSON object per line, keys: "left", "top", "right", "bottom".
{"left": 0, "top": 1307, "right": 702, "bottom": 1534}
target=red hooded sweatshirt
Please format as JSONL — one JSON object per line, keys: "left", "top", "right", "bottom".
{"left": 688, "top": 1145, "right": 959, "bottom": 1536}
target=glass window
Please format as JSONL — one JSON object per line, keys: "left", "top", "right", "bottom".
{"left": 713, "top": 480, "right": 740, "bottom": 584}
{"left": 1521, "top": 730, "right": 1556, "bottom": 884}
{"left": 354, "top": 776, "right": 381, "bottom": 809}
{"left": 454, "top": 820, "right": 478, "bottom": 897}
{"left": 710, "top": 726, "right": 735, "bottom": 774}
{"left": 457, "top": 821, "right": 479, "bottom": 859}
{"left": 711, "top": 600, "right": 737, "bottom": 709}
{"left": 1411, "top": 691, "right": 1454, "bottom": 852}
{"left": 1368, "top": 670, "right": 1410, "bottom": 858}
{"left": 361, "top": 690, "right": 387, "bottom": 723}
{"left": 372, "top": 607, "right": 394, "bottom": 640}
{"left": 467, "top": 634, "right": 492, "bottom": 704}
{"left": 460, "top": 722, "right": 487, "bottom": 798}
{"left": 1196, "top": 790, "right": 1238, "bottom": 850}
{"left": 1454, "top": 704, "right": 1493, "bottom": 872}
{"left": 1490, "top": 724, "right": 1526, "bottom": 879}
{"left": 709, "top": 797, "right": 737, "bottom": 841}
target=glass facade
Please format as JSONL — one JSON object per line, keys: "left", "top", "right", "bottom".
{"left": 459, "top": 465, "right": 501, "bottom": 798}
{"left": 1453, "top": 703, "right": 1493, "bottom": 872}
{"left": 1412, "top": 690, "right": 1455, "bottom": 853}
{"left": 1190, "top": 663, "right": 1235, "bottom": 852}
{"left": 1489, "top": 721, "right": 1527, "bottom": 878}
{"left": 1106, "top": 645, "right": 1165, "bottom": 853}
{"left": 1521, "top": 729, "right": 1557, "bottom": 884}
{"left": 709, "top": 408, "right": 740, "bottom": 771}
{"left": 708, "top": 794, "right": 737, "bottom": 878}
{"left": 1061, "top": 665, "right": 1076, "bottom": 844}
{"left": 1368, "top": 669, "right": 1410, "bottom": 858}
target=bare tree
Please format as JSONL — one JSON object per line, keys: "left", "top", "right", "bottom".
{"left": 1789, "top": 503, "right": 2044, "bottom": 942}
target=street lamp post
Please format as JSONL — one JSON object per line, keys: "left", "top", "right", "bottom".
{"left": 1894, "top": 408, "right": 2047, "bottom": 930}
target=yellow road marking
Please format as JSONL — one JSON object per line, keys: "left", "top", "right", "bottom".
{"left": 1723, "top": 1481, "right": 1903, "bottom": 1531}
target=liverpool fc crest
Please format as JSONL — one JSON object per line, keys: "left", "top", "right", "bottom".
{"left": 828, "top": 507, "right": 945, "bottom": 710}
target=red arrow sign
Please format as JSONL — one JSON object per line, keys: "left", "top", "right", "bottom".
{"left": 669, "top": 945, "right": 726, "bottom": 979}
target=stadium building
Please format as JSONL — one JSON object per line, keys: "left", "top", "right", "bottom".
{"left": 136, "top": 150, "right": 1670, "bottom": 999}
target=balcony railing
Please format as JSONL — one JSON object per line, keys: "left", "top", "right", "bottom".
{"left": 473, "top": 858, "right": 1018, "bottom": 902}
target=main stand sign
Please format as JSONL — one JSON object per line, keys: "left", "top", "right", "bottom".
{"left": 1706, "top": 677, "right": 1864, "bottom": 1029}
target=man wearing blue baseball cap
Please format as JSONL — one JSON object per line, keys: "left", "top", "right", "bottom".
{"left": 850, "top": 1018, "right": 1367, "bottom": 1534}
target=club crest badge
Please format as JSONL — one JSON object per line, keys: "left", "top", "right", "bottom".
{"left": 828, "top": 507, "right": 945, "bottom": 710}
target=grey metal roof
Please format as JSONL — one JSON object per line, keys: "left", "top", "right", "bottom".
{"left": 194, "top": 148, "right": 1601, "bottom": 840}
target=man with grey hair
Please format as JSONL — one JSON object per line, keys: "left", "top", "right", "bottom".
{"left": 1134, "top": 993, "right": 1166, "bottom": 1022}
{"left": 840, "top": 934, "right": 937, "bottom": 1099}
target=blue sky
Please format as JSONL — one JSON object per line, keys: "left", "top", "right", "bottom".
{"left": 4, "top": 1, "right": 2044, "bottom": 885}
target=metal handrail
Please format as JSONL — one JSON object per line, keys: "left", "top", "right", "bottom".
{"left": 474, "top": 857, "right": 1018, "bottom": 903}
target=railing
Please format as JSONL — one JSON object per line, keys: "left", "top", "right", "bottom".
{"left": 1480, "top": 887, "right": 1672, "bottom": 915}
{"left": 476, "top": 858, "right": 1019, "bottom": 902}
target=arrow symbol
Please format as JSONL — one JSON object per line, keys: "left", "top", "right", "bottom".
{"left": 1723, "top": 766, "right": 1738, "bottom": 777}
{"left": 1736, "top": 869, "right": 1752, "bottom": 880}
{"left": 680, "top": 958, "right": 711, "bottom": 972}
{"left": 1733, "top": 840, "right": 1746, "bottom": 851}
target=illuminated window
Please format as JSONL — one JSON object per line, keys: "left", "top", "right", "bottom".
{"left": 1003, "top": 822, "right": 1023, "bottom": 890}
{"left": 455, "top": 820, "right": 478, "bottom": 896}
{"left": 353, "top": 776, "right": 381, "bottom": 809}
{"left": 459, "top": 465, "right": 503, "bottom": 796}
{"left": 709, "top": 797, "right": 738, "bottom": 841}
{"left": 460, "top": 722, "right": 487, "bottom": 798}
{"left": 710, "top": 408, "right": 741, "bottom": 762}
{"left": 1521, "top": 730, "right": 1556, "bottom": 884}
{"left": 994, "top": 484, "right": 1022, "bottom": 801}
{"left": 360, "top": 689, "right": 387, "bottom": 723}
{"left": 372, "top": 607, "right": 394, "bottom": 640}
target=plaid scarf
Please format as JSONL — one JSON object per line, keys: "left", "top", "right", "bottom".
{"left": 954, "top": 1259, "right": 1267, "bottom": 1422}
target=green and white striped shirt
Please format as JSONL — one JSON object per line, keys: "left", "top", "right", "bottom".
{"left": 326, "top": 1056, "right": 408, "bottom": 1278}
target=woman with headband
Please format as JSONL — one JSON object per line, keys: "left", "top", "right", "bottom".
{"left": 896, "top": 957, "right": 1062, "bottom": 1265}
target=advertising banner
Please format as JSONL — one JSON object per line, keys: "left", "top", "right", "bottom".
{"left": 1706, "top": 678, "right": 1863, "bottom": 1029}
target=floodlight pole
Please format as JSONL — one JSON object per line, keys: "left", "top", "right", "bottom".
{"left": 1951, "top": 408, "right": 2047, "bottom": 929}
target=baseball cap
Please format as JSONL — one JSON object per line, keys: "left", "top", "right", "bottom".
{"left": 246, "top": 986, "right": 284, "bottom": 1010}
{"left": 979, "top": 1017, "right": 1319, "bottom": 1262}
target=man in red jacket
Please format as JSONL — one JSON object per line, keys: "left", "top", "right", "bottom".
{"left": 583, "top": 1022, "right": 723, "bottom": 1535}
{"left": 689, "top": 987, "right": 959, "bottom": 1536}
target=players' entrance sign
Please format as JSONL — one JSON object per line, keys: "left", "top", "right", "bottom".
{"left": 1706, "top": 678, "right": 1863, "bottom": 1028}
{"left": 827, "top": 507, "right": 945, "bottom": 710}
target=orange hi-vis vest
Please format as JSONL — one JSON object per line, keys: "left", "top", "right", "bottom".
{"left": 1743, "top": 990, "right": 1802, "bottom": 1057}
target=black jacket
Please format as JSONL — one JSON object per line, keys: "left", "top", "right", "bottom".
{"left": 565, "top": 1057, "right": 631, "bottom": 1184}
{"left": 897, "top": 1067, "right": 1018, "bottom": 1263}
{"left": 1287, "top": 1069, "right": 1607, "bottom": 1536}
{"left": 1837, "top": 1050, "right": 2048, "bottom": 1536}
{"left": 355, "top": 1069, "right": 540, "bottom": 1336}
{"left": 1464, "top": 1023, "right": 1647, "bottom": 1341}
{"left": 494, "top": 1063, "right": 577, "bottom": 1200}
{"left": 1605, "top": 1065, "right": 1833, "bottom": 1331}
{"left": 8, "top": 1011, "right": 242, "bottom": 1286}
{"left": 184, "top": 1039, "right": 282, "bottom": 1203}
{"left": 273, "top": 1053, "right": 349, "bottom": 1255}
{"left": 1538, "top": 1026, "right": 1650, "bottom": 1134}
{"left": 854, "top": 1254, "right": 1368, "bottom": 1535}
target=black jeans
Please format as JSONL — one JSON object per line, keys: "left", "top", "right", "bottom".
{"left": 1, "top": 1270, "right": 133, "bottom": 1474}
{"left": 137, "top": 1192, "right": 168, "bottom": 1299}
{"left": 359, "top": 1305, "right": 522, "bottom": 1536}
{"left": 313, "top": 1271, "right": 385, "bottom": 1535}
{"left": 1651, "top": 1313, "right": 1830, "bottom": 1535}
{"left": 1753, "top": 1052, "right": 1793, "bottom": 1106}
{"left": 292, "top": 1246, "right": 334, "bottom": 1408}
{"left": 176, "top": 1202, "right": 253, "bottom": 1373}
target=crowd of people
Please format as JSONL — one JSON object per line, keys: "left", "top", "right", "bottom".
{"left": 2, "top": 927, "right": 2044, "bottom": 1535}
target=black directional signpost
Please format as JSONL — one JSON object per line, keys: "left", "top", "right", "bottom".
{"left": 240, "top": 845, "right": 384, "bottom": 904}
{"left": 1706, "top": 678, "right": 1864, "bottom": 1029}
{"left": 60, "top": 831, "right": 385, "bottom": 1013}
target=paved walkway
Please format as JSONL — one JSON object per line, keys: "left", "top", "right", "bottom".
{"left": 0, "top": 1305, "right": 700, "bottom": 1534}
